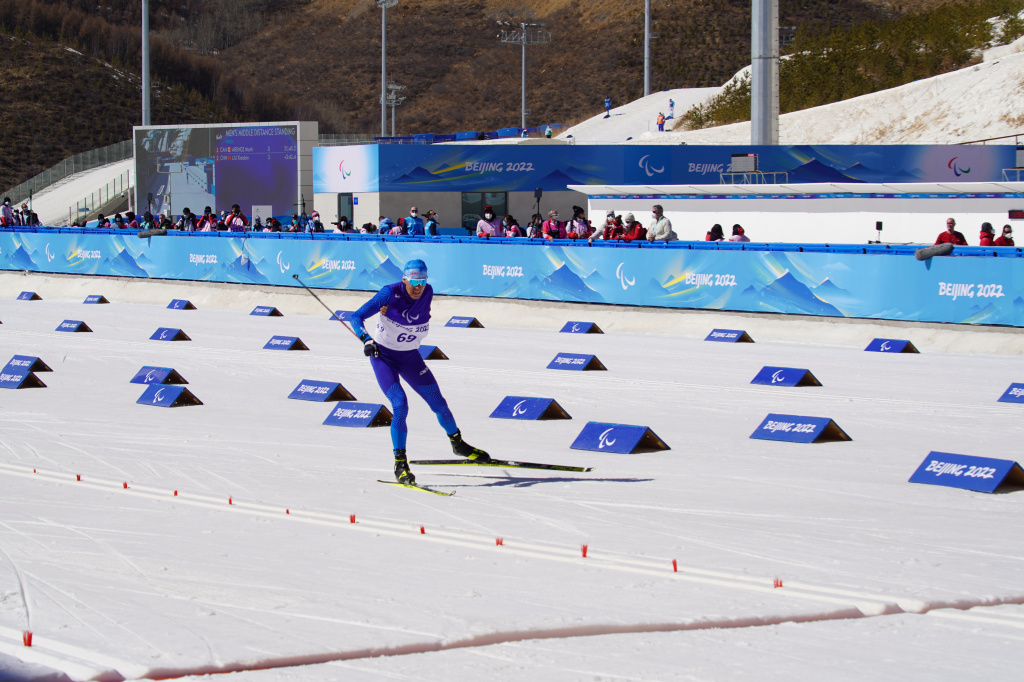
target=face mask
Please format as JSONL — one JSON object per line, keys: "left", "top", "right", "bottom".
{"left": 551, "top": 215, "right": 559, "bottom": 221}
{"left": 484, "top": 213, "right": 494, "bottom": 220}
{"left": 410, "top": 211, "right": 418, "bottom": 216}
{"left": 652, "top": 212, "right": 659, "bottom": 220}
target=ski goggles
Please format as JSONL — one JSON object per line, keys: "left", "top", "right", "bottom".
{"left": 407, "top": 278, "right": 427, "bottom": 287}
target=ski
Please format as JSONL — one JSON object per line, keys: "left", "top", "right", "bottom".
{"left": 409, "top": 459, "right": 594, "bottom": 473}
{"left": 376, "top": 479, "right": 456, "bottom": 496}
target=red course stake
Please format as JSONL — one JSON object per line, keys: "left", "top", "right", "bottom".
{"left": 420, "top": 526, "right": 425, "bottom": 535}
{"left": 76, "top": 474, "right": 81, "bottom": 481}
{"left": 22, "top": 631, "right": 32, "bottom": 647}
{"left": 350, "top": 514, "right": 356, "bottom": 524}
{"left": 774, "top": 578, "right": 783, "bottom": 588}
{"left": 123, "top": 482, "right": 128, "bottom": 489}
{"left": 496, "top": 537, "right": 504, "bottom": 546}
{"left": 173, "top": 490, "right": 178, "bottom": 496}
{"left": 228, "top": 497, "right": 233, "bottom": 505}
{"left": 581, "top": 544, "right": 588, "bottom": 558}
{"left": 286, "top": 509, "right": 290, "bottom": 514}
{"left": 672, "top": 559, "right": 678, "bottom": 572}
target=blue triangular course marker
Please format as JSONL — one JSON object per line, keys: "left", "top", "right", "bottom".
{"left": 83, "top": 295, "right": 109, "bottom": 304}
{"left": 16, "top": 292, "right": 41, "bottom": 301}
{"left": 167, "top": 299, "right": 196, "bottom": 310}
{"left": 751, "top": 366, "right": 822, "bottom": 387}
{"left": 570, "top": 421, "right": 669, "bottom": 453}
{"left": 706, "top": 329, "right": 754, "bottom": 343}
{"left": 998, "top": 383, "right": 1024, "bottom": 403}
{"left": 136, "top": 385, "right": 203, "bottom": 408}
{"left": 56, "top": 320, "right": 92, "bottom": 333}
{"left": 559, "top": 321, "right": 604, "bottom": 334}
{"left": 331, "top": 310, "right": 354, "bottom": 321}
{"left": 0, "top": 370, "right": 46, "bottom": 389}
{"left": 547, "top": 353, "right": 607, "bottom": 371}
{"left": 322, "top": 402, "right": 393, "bottom": 427}
{"left": 418, "top": 345, "right": 449, "bottom": 360}
{"left": 4, "top": 356, "right": 52, "bottom": 373}
{"left": 129, "top": 367, "right": 188, "bottom": 385}
{"left": 490, "top": 396, "right": 572, "bottom": 420}
{"left": 445, "top": 316, "right": 484, "bottom": 328}
{"left": 264, "top": 335, "right": 309, "bottom": 350}
{"left": 909, "top": 452, "right": 1024, "bottom": 493}
{"left": 150, "top": 327, "right": 191, "bottom": 341}
{"left": 865, "top": 338, "right": 919, "bottom": 353}
{"left": 251, "top": 306, "right": 283, "bottom": 316}
{"left": 750, "top": 413, "right": 851, "bottom": 443}
{"left": 288, "top": 380, "right": 356, "bottom": 402}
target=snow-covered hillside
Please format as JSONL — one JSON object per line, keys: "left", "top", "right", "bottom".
{"left": 564, "top": 36, "right": 1024, "bottom": 145}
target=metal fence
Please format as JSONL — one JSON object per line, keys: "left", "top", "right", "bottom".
{"left": 67, "top": 170, "right": 134, "bottom": 226}
{"left": 4, "top": 140, "right": 133, "bottom": 205}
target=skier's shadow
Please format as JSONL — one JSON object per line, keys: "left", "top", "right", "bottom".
{"left": 431, "top": 474, "right": 654, "bottom": 489}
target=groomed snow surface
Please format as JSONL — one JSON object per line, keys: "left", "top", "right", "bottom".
{"left": 1, "top": 273, "right": 1024, "bottom": 681}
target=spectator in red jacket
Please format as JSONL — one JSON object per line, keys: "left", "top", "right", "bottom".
{"left": 620, "top": 213, "right": 647, "bottom": 241}
{"left": 935, "top": 217, "right": 967, "bottom": 246}
{"left": 979, "top": 222, "right": 996, "bottom": 246}
{"left": 225, "top": 204, "right": 249, "bottom": 232}
{"left": 502, "top": 214, "right": 522, "bottom": 237}
{"left": 542, "top": 210, "right": 566, "bottom": 241}
{"left": 995, "top": 224, "right": 1015, "bottom": 246}
{"left": 706, "top": 224, "right": 725, "bottom": 242}
{"left": 197, "top": 206, "right": 217, "bottom": 231}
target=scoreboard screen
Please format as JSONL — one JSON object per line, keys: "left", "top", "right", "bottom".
{"left": 135, "top": 123, "right": 299, "bottom": 221}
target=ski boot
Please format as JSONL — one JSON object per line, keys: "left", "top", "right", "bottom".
{"left": 394, "top": 450, "right": 416, "bottom": 485}
{"left": 449, "top": 430, "right": 491, "bottom": 463}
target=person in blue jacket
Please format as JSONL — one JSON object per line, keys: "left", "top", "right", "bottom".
{"left": 351, "top": 259, "right": 490, "bottom": 484}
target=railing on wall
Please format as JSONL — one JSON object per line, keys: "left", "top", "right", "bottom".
{"left": 67, "top": 170, "right": 134, "bottom": 225}
{"left": 3, "top": 140, "right": 133, "bottom": 205}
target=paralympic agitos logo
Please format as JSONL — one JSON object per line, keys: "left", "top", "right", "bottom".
{"left": 948, "top": 157, "right": 971, "bottom": 177}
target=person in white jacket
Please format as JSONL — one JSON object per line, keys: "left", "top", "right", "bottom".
{"left": 646, "top": 205, "right": 678, "bottom": 241}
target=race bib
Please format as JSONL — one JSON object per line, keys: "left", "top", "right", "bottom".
{"left": 374, "top": 316, "right": 430, "bottom": 351}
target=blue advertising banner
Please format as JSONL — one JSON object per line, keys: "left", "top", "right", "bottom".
{"left": 287, "top": 380, "right": 355, "bottom": 402}
{"left": 445, "top": 316, "right": 484, "bottom": 328}
{"left": 136, "top": 384, "right": 203, "bottom": 407}
{"left": 998, "top": 383, "right": 1024, "bottom": 403}
{"left": 750, "top": 366, "right": 821, "bottom": 387}
{"left": 83, "top": 295, "right": 109, "bottom": 304}
{"left": 418, "top": 345, "right": 449, "bottom": 360}
{"left": 865, "top": 338, "right": 919, "bottom": 353}
{"left": 489, "top": 396, "right": 571, "bottom": 420}
{"left": 264, "top": 336, "right": 308, "bottom": 350}
{"left": 0, "top": 369, "right": 45, "bottom": 389}
{"left": 150, "top": 327, "right": 190, "bottom": 341}
{"left": 314, "top": 145, "right": 1017, "bottom": 193}
{"left": 4, "top": 356, "right": 52, "bottom": 373}
{"left": 251, "top": 306, "right": 283, "bottom": 317}
{"left": 570, "top": 422, "right": 670, "bottom": 453}
{"left": 17, "top": 291, "right": 41, "bottom": 301}
{"left": 56, "top": 320, "right": 91, "bottom": 333}
{"left": 322, "top": 402, "right": 392, "bottom": 427}
{"left": 706, "top": 329, "right": 754, "bottom": 343}
{"left": 547, "top": 353, "right": 607, "bottom": 371}
{"left": 168, "top": 299, "right": 196, "bottom": 310}
{"left": 750, "top": 413, "right": 851, "bottom": 443}
{"left": 559, "top": 321, "right": 603, "bottom": 334}
{"left": 3, "top": 232, "right": 1024, "bottom": 327}
{"left": 129, "top": 367, "right": 188, "bottom": 385}
{"left": 908, "top": 451, "right": 1024, "bottom": 493}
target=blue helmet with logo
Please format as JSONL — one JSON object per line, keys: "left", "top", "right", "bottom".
{"left": 403, "top": 259, "right": 427, "bottom": 279}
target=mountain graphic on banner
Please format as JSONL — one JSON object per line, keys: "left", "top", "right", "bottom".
{"left": 542, "top": 264, "right": 603, "bottom": 302}
{"left": 220, "top": 253, "right": 271, "bottom": 284}
{"left": 844, "top": 162, "right": 919, "bottom": 183}
{"left": 536, "top": 169, "right": 585, "bottom": 187}
{"left": 788, "top": 158, "right": 859, "bottom": 183}
{"left": 736, "top": 271, "right": 842, "bottom": 317}
{"left": 365, "top": 259, "right": 403, "bottom": 289}
{"left": 393, "top": 166, "right": 438, "bottom": 184}
{"left": 103, "top": 249, "right": 149, "bottom": 278}
{"left": 6, "top": 244, "right": 38, "bottom": 270}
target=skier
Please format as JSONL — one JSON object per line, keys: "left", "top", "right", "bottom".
{"left": 350, "top": 259, "right": 491, "bottom": 485}
{"left": 604, "top": 96, "right": 612, "bottom": 118}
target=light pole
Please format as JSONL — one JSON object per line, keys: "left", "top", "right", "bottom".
{"left": 378, "top": 0, "right": 398, "bottom": 137}
{"left": 498, "top": 21, "right": 551, "bottom": 130}
{"left": 142, "top": 0, "right": 150, "bottom": 125}
{"left": 387, "top": 82, "right": 406, "bottom": 136}
{"left": 644, "top": 0, "right": 650, "bottom": 97}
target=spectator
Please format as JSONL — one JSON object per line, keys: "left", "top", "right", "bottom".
{"left": 668, "top": 98, "right": 675, "bottom": 119}
{"left": 96, "top": 213, "right": 110, "bottom": 228}
{"left": 979, "top": 222, "right": 996, "bottom": 246}
{"left": 544, "top": 126, "right": 553, "bottom": 139}
{"left": 158, "top": 214, "right": 174, "bottom": 230}
{"left": 706, "top": 224, "right": 725, "bottom": 242}
{"left": 402, "top": 206, "right": 425, "bottom": 236}
{"left": 197, "top": 207, "right": 217, "bottom": 231}
{"left": 141, "top": 212, "right": 157, "bottom": 230}
{"left": 253, "top": 217, "right": 263, "bottom": 231}
{"left": 310, "top": 211, "right": 325, "bottom": 233}
{"left": 225, "top": 204, "right": 249, "bottom": 232}
{"left": 0, "top": 197, "right": 13, "bottom": 226}
{"left": 566, "top": 206, "right": 591, "bottom": 239}
{"left": 526, "top": 213, "right": 544, "bottom": 238}
{"left": 620, "top": 213, "right": 646, "bottom": 242}
{"left": 379, "top": 216, "right": 395, "bottom": 233}
{"left": 995, "top": 224, "right": 1015, "bottom": 247}
{"left": 286, "top": 214, "right": 302, "bottom": 233}
{"left": 604, "top": 96, "right": 612, "bottom": 118}
{"left": 646, "top": 205, "right": 678, "bottom": 242}
{"left": 502, "top": 214, "right": 522, "bottom": 237}
{"left": 729, "top": 224, "right": 750, "bottom": 242}
{"left": 592, "top": 215, "right": 625, "bottom": 242}
{"left": 112, "top": 213, "right": 125, "bottom": 229}
{"left": 360, "top": 222, "right": 376, "bottom": 234}
{"left": 589, "top": 210, "right": 617, "bottom": 243}
{"left": 935, "top": 217, "right": 967, "bottom": 246}
{"left": 268, "top": 218, "right": 283, "bottom": 232}
{"left": 476, "top": 205, "right": 502, "bottom": 237}
{"left": 657, "top": 112, "right": 665, "bottom": 132}
{"left": 125, "top": 211, "right": 140, "bottom": 230}
{"left": 424, "top": 210, "right": 439, "bottom": 236}
{"left": 333, "top": 215, "right": 352, "bottom": 232}
{"left": 542, "top": 210, "right": 566, "bottom": 241}
{"left": 177, "top": 207, "right": 197, "bottom": 231}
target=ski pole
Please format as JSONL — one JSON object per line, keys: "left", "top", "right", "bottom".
{"left": 291, "top": 273, "right": 361, "bottom": 341}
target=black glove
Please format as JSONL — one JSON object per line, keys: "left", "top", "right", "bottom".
{"left": 361, "top": 335, "right": 379, "bottom": 358}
